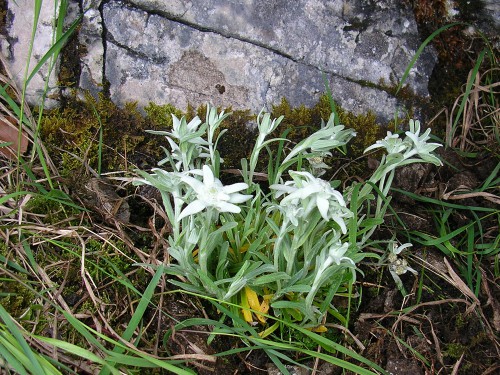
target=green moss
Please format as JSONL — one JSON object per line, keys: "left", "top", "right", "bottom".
{"left": 272, "top": 98, "right": 316, "bottom": 139}
{"left": 454, "top": 312, "right": 467, "bottom": 330}
{"left": 273, "top": 95, "right": 385, "bottom": 152}
{"left": 147, "top": 96, "right": 386, "bottom": 180}
{"left": 41, "top": 100, "right": 99, "bottom": 176}
{"left": 25, "top": 193, "right": 80, "bottom": 225}
{"left": 40, "top": 90, "right": 392, "bottom": 184}
{"left": 441, "top": 320, "right": 494, "bottom": 372}
{"left": 144, "top": 102, "right": 185, "bottom": 129}
{"left": 443, "top": 342, "right": 467, "bottom": 359}
{"left": 84, "top": 238, "right": 138, "bottom": 283}
{"left": 40, "top": 92, "right": 168, "bottom": 177}
{"left": 0, "top": 274, "right": 35, "bottom": 319}
{"left": 207, "top": 107, "right": 255, "bottom": 170}
{"left": 0, "top": 240, "right": 36, "bottom": 321}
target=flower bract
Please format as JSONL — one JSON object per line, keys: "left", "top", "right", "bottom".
{"left": 179, "top": 165, "right": 252, "bottom": 220}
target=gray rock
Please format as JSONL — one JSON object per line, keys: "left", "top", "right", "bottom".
{"left": 126, "top": 0, "right": 433, "bottom": 94}
{"left": 101, "top": 0, "right": 417, "bottom": 121}
{"left": 1, "top": 0, "right": 60, "bottom": 107}
{"left": 78, "top": 0, "right": 105, "bottom": 97}
{"left": 0, "top": 0, "right": 82, "bottom": 107}
{"left": 2, "top": 0, "right": 439, "bottom": 122}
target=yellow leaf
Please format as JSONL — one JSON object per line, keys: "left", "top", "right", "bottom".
{"left": 260, "top": 298, "right": 269, "bottom": 314}
{"left": 192, "top": 248, "right": 199, "bottom": 263}
{"left": 306, "top": 325, "right": 328, "bottom": 333}
{"left": 244, "top": 287, "right": 271, "bottom": 324}
{"left": 240, "top": 290, "right": 253, "bottom": 323}
{"left": 245, "top": 286, "right": 261, "bottom": 311}
{"left": 255, "top": 301, "right": 269, "bottom": 324}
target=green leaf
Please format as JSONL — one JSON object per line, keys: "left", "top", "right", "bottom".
{"left": 396, "top": 22, "right": 463, "bottom": 96}
{"left": 251, "top": 272, "right": 290, "bottom": 286}
{"left": 0, "top": 305, "right": 46, "bottom": 375}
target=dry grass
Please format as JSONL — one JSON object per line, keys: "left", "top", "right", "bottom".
{"left": 446, "top": 66, "right": 499, "bottom": 152}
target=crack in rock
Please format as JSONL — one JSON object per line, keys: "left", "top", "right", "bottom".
{"left": 122, "top": 0, "right": 299, "bottom": 63}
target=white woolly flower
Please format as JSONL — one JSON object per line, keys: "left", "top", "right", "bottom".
{"left": 364, "top": 120, "right": 442, "bottom": 167}
{"left": 281, "top": 171, "right": 346, "bottom": 219}
{"left": 268, "top": 199, "right": 305, "bottom": 227}
{"left": 257, "top": 110, "right": 283, "bottom": 138}
{"left": 387, "top": 241, "right": 417, "bottom": 276}
{"left": 270, "top": 171, "right": 352, "bottom": 233}
{"left": 404, "top": 120, "right": 442, "bottom": 165}
{"left": 364, "top": 131, "right": 407, "bottom": 154}
{"left": 389, "top": 258, "right": 417, "bottom": 276}
{"left": 134, "top": 168, "right": 182, "bottom": 193}
{"left": 307, "top": 154, "right": 331, "bottom": 177}
{"left": 269, "top": 180, "right": 297, "bottom": 199}
{"left": 282, "top": 113, "right": 356, "bottom": 164}
{"left": 310, "top": 239, "right": 354, "bottom": 296}
{"left": 179, "top": 165, "right": 252, "bottom": 220}
{"left": 327, "top": 240, "right": 354, "bottom": 267}
{"left": 170, "top": 114, "right": 206, "bottom": 143}
{"left": 391, "top": 241, "right": 413, "bottom": 256}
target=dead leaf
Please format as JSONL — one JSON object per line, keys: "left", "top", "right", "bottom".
{"left": 444, "top": 257, "right": 480, "bottom": 305}
{"left": 0, "top": 116, "right": 29, "bottom": 160}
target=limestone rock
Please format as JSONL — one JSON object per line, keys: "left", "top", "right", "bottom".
{"left": 78, "top": 0, "right": 104, "bottom": 97}
{"left": 127, "top": 0, "right": 433, "bottom": 94}
{"left": 100, "top": 0, "right": 431, "bottom": 122}
{"left": 0, "top": 0, "right": 80, "bottom": 107}
{"left": 1, "top": 0, "right": 60, "bottom": 106}
{"left": 2, "top": 0, "right": 441, "bottom": 122}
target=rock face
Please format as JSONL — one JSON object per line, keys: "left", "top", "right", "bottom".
{"left": 1, "top": 0, "right": 440, "bottom": 122}
{"left": 0, "top": 0, "right": 60, "bottom": 106}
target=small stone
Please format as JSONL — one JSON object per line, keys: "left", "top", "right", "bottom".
{"left": 80, "top": 178, "right": 130, "bottom": 224}
{"left": 266, "top": 363, "right": 310, "bottom": 375}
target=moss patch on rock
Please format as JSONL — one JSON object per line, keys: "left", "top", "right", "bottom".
{"left": 41, "top": 92, "right": 164, "bottom": 179}
{"left": 40, "top": 90, "right": 394, "bottom": 187}
{"left": 270, "top": 96, "right": 387, "bottom": 179}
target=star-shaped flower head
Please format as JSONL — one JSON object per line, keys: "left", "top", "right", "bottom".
{"left": 364, "top": 131, "right": 407, "bottom": 155}
{"left": 179, "top": 165, "right": 252, "bottom": 220}
{"left": 170, "top": 114, "right": 207, "bottom": 144}
{"left": 282, "top": 113, "right": 356, "bottom": 164}
{"left": 327, "top": 240, "right": 354, "bottom": 267}
{"left": 404, "top": 120, "right": 442, "bottom": 165}
{"left": 270, "top": 171, "right": 352, "bottom": 233}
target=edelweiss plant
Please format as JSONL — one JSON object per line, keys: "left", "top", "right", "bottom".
{"left": 135, "top": 106, "right": 442, "bottom": 328}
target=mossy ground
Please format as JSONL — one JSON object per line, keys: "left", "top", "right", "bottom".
{"left": 40, "top": 90, "right": 390, "bottom": 188}
{"left": 1, "top": 232, "right": 152, "bottom": 341}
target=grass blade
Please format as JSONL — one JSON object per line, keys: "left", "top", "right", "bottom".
{"left": 99, "top": 264, "right": 165, "bottom": 374}
{"left": 0, "top": 305, "right": 46, "bottom": 375}
{"left": 396, "top": 22, "right": 463, "bottom": 95}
